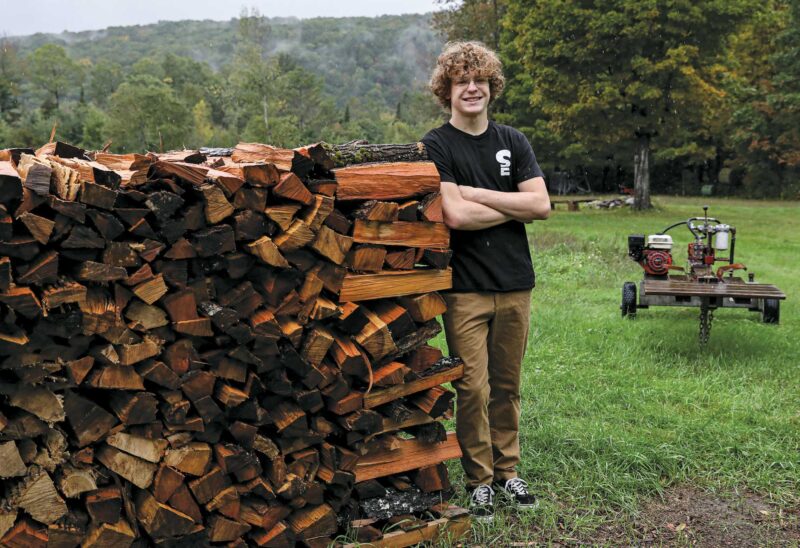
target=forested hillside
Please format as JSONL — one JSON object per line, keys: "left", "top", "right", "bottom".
{"left": 2, "top": 2, "right": 798, "bottom": 198}
{"left": 0, "top": 13, "right": 445, "bottom": 153}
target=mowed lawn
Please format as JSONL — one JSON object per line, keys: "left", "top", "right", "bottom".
{"left": 435, "top": 196, "right": 800, "bottom": 544}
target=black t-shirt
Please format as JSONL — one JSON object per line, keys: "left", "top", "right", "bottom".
{"left": 422, "top": 121, "right": 544, "bottom": 292}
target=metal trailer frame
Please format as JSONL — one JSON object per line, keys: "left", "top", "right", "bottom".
{"left": 623, "top": 275, "right": 786, "bottom": 343}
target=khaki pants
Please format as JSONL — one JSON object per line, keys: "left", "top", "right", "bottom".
{"left": 443, "top": 290, "right": 531, "bottom": 488}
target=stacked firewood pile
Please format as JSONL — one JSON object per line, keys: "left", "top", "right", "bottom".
{"left": 0, "top": 140, "right": 467, "bottom": 547}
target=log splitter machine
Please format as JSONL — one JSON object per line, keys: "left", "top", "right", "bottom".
{"left": 621, "top": 206, "right": 786, "bottom": 344}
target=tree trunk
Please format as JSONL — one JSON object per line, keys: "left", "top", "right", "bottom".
{"left": 262, "top": 95, "right": 269, "bottom": 136}
{"left": 633, "top": 134, "right": 652, "bottom": 210}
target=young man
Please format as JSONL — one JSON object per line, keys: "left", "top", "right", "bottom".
{"left": 421, "top": 41, "right": 551, "bottom": 521}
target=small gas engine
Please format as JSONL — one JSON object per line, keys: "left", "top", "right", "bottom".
{"left": 621, "top": 206, "right": 785, "bottom": 344}
{"left": 627, "top": 208, "right": 736, "bottom": 280}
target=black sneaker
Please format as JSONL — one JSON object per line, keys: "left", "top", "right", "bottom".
{"left": 494, "top": 477, "right": 538, "bottom": 509}
{"left": 469, "top": 484, "right": 495, "bottom": 522}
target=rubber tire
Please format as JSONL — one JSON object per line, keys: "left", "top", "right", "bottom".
{"left": 762, "top": 298, "right": 780, "bottom": 324}
{"left": 621, "top": 282, "right": 637, "bottom": 318}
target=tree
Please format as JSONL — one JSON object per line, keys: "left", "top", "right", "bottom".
{"left": 0, "top": 38, "right": 22, "bottom": 122}
{"left": 28, "top": 44, "right": 83, "bottom": 111}
{"left": 87, "top": 60, "right": 123, "bottom": 107}
{"left": 726, "top": 0, "right": 799, "bottom": 197}
{"left": 507, "top": 0, "right": 754, "bottom": 208}
{"left": 106, "top": 74, "right": 192, "bottom": 152}
{"left": 222, "top": 8, "right": 273, "bottom": 139}
{"left": 191, "top": 99, "right": 214, "bottom": 146}
{"left": 162, "top": 53, "right": 219, "bottom": 109}
{"left": 433, "top": 0, "right": 505, "bottom": 49}
{"left": 80, "top": 105, "right": 108, "bottom": 150}
{"left": 268, "top": 53, "right": 338, "bottom": 144}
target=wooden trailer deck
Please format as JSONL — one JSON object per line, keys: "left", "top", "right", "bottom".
{"left": 642, "top": 278, "right": 786, "bottom": 300}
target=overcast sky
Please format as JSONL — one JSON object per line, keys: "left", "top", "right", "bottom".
{"left": 1, "top": 0, "right": 442, "bottom": 37}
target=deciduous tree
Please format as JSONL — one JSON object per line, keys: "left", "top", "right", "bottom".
{"left": 106, "top": 74, "right": 191, "bottom": 152}
{"left": 507, "top": 0, "right": 754, "bottom": 208}
{"left": 29, "top": 44, "right": 83, "bottom": 111}
{"left": 87, "top": 59, "right": 123, "bottom": 107}
{"left": 0, "top": 38, "right": 22, "bottom": 122}
{"left": 727, "top": 0, "right": 799, "bottom": 197}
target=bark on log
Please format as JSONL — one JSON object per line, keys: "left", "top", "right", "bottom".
{"left": 323, "top": 141, "right": 428, "bottom": 168}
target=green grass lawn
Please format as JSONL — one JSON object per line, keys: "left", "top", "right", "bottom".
{"left": 436, "top": 196, "right": 800, "bottom": 544}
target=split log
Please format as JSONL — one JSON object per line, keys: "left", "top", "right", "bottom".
{"left": 384, "top": 248, "right": 417, "bottom": 270}
{"left": 364, "top": 363, "right": 463, "bottom": 409}
{"left": 339, "top": 269, "right": 452, "bottom": 302}
{"left": 405, "top": 344, "right": 444, "bottom": 374}
{"left": 333, "top": 162, "right": 439, "bottom": 201}
{"left": 346, "top": 244, "right": 386, "bottom": 272}
{"left": 135, "top": 490, "right": 196, "bottom": 538}
{"left": 353, "top": 200, "right": 399, "bottom": 222}
{"left": 287, "top": 504, "right": 337, "bottom": 541}
{"left": 96, "top": 446, "right": 157, "bottom": 489}
{"left": 85, "top": 486, "right": 122, "bottom": 522}
{"left": 409, "top": 387, "right": 455, "bottom": 418}
{"left": 0, "top": 441, "right": 27, "bottom": 478}
{"left": 355, "top": 432, "right": 461, "bottom": 482}
{"left": 353, "top": 220, "right": 449, "bottom": 248}
{"left": 59, "top": 465, "right": 98, "bottom": 498}
{"left": 82, "top": 520, "right": 136, "bottom": 547}
{"left": 15, "top": 470, "right": 68, "bottom": 524}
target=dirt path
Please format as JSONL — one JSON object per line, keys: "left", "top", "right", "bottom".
{"left": 596, "top": 485, "right": 799, "bottom": 546}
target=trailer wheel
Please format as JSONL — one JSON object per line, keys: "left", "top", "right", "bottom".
{"left": 762, "top": 299, "right": 780, "bottom": 324}
{"left": 621, "top": 282, "right": 637, "bottom": 318}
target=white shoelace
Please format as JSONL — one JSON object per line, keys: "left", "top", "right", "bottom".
{"left": 504, "top": 478, "right": 529, "bottom": 496}
{"left": 471, "top": 484, "right": 494, "bottom": 505}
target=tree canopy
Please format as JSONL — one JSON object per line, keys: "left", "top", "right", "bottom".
{"left": 434, "top": 0, "right": 798, "bottom": 199}
{"left": 2, "top": 6, "right": 799, "bottom": 198}
{"left": 0, "top": 13, "right": 445, "bottom": 154}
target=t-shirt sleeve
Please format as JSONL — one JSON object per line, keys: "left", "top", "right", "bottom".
{"left": 512, "top": 131, "right": 544, "bottom": 185}
{"left": 422, "top": 133, "right": 457, "bottom": 183}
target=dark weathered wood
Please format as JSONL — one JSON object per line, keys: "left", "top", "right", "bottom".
{"left": 324, "top": 141, "right": 428, "bottom": 167}
{"left": 0, "top": 160, "right": 23, "bottom": 202}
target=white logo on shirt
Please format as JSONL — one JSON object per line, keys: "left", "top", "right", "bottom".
{"left": 496, "top": 150, "right": 511, "bottom": 176}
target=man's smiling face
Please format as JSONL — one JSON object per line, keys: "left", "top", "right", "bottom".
{"left": 449, "top": 72, "right": 491, "bottom": 118}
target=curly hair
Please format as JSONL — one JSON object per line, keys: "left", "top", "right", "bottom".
{"left": 429, "top": 41, "right": 505, "bottom": 110}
